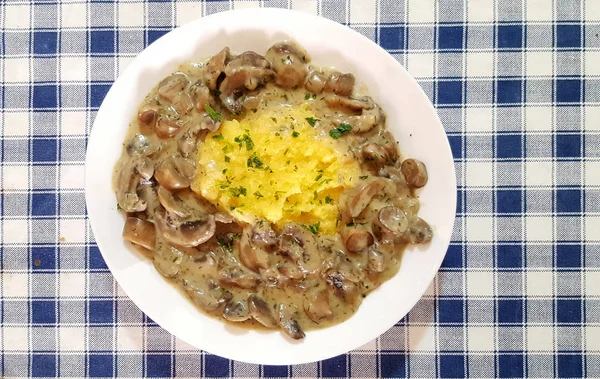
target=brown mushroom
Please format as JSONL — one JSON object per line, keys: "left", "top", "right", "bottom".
{"left": 345, "top": 178, "right": 387, "bottom": 218}
{"left": 153, "top": 235, "right": 184, "bottom": 278}
{"left": 116, "top": 158, "right": 149, "bottom": 213}
{"left": 324, "top": 95, "right": 373, "bottom": 114}
{"left": 155, "top": 118, "right": 181, "bottom": 139}
{"left": 402, "top": 217, "right": 433, "bottom": 244}
{"left": 191, "top": 83, "right": 211, "bottom": 112}
{"left": 204, "top": 47, "right": 230, "bottom": 90}
{"left": 157, "top": 73, "right": 193, "bottom": 115}
{"left": 126, "top": 134, "right": 159, "bottom": 157}
{"left": 251, "top": 220, "right": 278, "bottom": 249}
{"left": 137, "top": 105, "right": 159, "bottom": 135}
{"left": 247, "top": 294, "right": 278, "bottom": 328}
{"left": 155, "top": 210, "right": 216, "bottom": 247}
{"left": 157, "top": 186, "right": 189, "bottom": 218}
{"left": 303, "top": 289, "right": 333, "bottom": 323}
{"left": 326, "top": 271, "right": 361, "bottom": 306}
{"left": 375, "top": 206, "right": 409, "bottom": 241}
{"left": 265, "top": 41, "right": 309, "bottom": 89}
{"left": 122, "top": 217, "right": 156, "bottom": 251}
{"left": 361, "top": 142, "right": 389, "bottom": 170}
{"left": 324, "top": 72, "right": 355, "bottom": 96}
{"left": 184, "top": 278, "right": 232, "bottom": 311}
{"left": 401, "top": 158, "right": 428, "bottom": 188}
{"left": 237, "top": 226, "right": 269, "bottom": 272}
{"left": 223, "top": 300, "right": 251, "bottom": 322}
{"left": 154, "top": 156, "right": 195, "bottom": 190}
{"left": 278, "top": 223, "right": 321, "bottom": 276}
{"left": 278, "top": 304, "right": 305, "bottom": 340}
{"left": 219, "top": 266, "right": 259, "bottom": 289}
{"left": 304, "top": 70, "right": 327, "bottom": 94}
{"left": 367, "top": 248, "right": 385, "bottom": 273}
{"left": 341, "top": 226, "right": 374, "bottom": 253}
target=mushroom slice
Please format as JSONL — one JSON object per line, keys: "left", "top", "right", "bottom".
{"left": 154, "top": 156, "right": 195, "bottom": 190}
{"left": 247, "top": 294, "right": 278, "bottom": 328}
{"left": 185, "top": 279, "right": 232, "bottom": 311}
{"left": 136, "top": 157, "right": 154, "bottom": 180}
{"left": 401, "top": 158, "right": 428, "bottom": 188}
{"left": 251, "top": 220, "right": 278, "bottom": 249}
{"left": 278, "top": 304, "right": 305, "bottom": 340}
{"left": 126, "top": 134, "right": 159, "bottom": 157}
{"left": 122, "top": 217, "right": 156, "bottom": 251}
{"left": 345, "top": 178, "right": 387, "bottom": 218}
{"left": 116, "top": 158, "right": 147, "bottom": 213}
{"left": 238, "top": 226, "right": 269, "bottom": 272}
{"left": 215, "top": 213, "right": 235, "bottom": 224}
{"left": 265, "top": 41, "right": 309, "bottom": 89}
{"left": 303, "top": 289, "right": 333, "bottom": 323}
{"left": 324, "top": 72, "right": 355, "bottom": 96}
{"left": 191, "top": 82, "right": 211, "bottom": 112}
{"left": 278, "top": 223, "right": 321, "bottom": 275}
{"left": 326, "top": 272, "right": 361, "bottom": 306}
{"left": 278, "top": 263, "right": 304, "bottom": 280}
{"left": 155, "top": 210, "right": 216, "bottom": 247}
{"left": 204, "top": 47, "right": 230, "bottom": 90}
{"left": 224, "top": 51, "right": 271, "bottom": 76}
{"left": 361, "top": 142, "right": 389, "bottom": 170}
{"left": 157, "top": 186, "right": 189, "bottom": 218}
{"left": 223, "top": 301, "right": 251, "bottom": 322}
{"left": 376, "top": 206, "right": 409, "bottom": 239}
{"left": 219, "top": 69, "right": 274, "bottom": 114}
{"left": 155, "top": 117, "right": 181, "bottom": 139}
{"left": 402, "top": 217, "right": 433, "bottom": 244}
{"left": 367, "top": 248, "right": 385, "bottom": 273}
{"left": 304, "top": 70, "right": 327, "bottom": 94}
{"left": 324, "top": 95, "right": 373, "bottom": 114}
{"left": 219, "top": 266, "right": 259, "bottom": 289}
{"left": 341, "top": 226, "right": 374, "bottom": 253}
{"left": 153, "top": 236, "right": 184, "bottom": 278}
{"left": 137, "top": 105, "right": 159, "bottom": 135}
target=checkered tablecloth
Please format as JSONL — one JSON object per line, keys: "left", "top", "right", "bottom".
{"left": 1, "top": 0, "right": 599, "bottom": 378}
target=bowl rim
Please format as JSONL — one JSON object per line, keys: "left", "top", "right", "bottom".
{"left": 85, "top": 7, "right": 457, "bottom": 365}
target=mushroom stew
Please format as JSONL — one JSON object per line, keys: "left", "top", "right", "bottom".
{"left": 113, "top": 41, "right": 432, "bottom": 340}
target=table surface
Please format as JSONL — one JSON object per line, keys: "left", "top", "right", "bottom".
{"left": 1, "top": 0, "right": 599, "bottom": 378}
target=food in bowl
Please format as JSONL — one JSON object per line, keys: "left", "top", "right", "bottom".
{"left": 113, "top": 40, "right": 432, "bottom": 340}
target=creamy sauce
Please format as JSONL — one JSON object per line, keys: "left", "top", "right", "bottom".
{"left": 113, "top": 42, "right": 432, "bottom": 339}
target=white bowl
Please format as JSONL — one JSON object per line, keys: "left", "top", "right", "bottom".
{"left": 85, "top": 8, "right": 456, "bottom": 366}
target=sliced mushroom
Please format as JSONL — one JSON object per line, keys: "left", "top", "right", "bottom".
{"left": 157, "top": 186, "right": 189, "bottom": 218}
{"left": 361, "top": 142, "right": 389, "bottom": 170}
{"left": 341, "top": 226, "right": 374, "bottom": 253}
{"left": 116, "top": 158, "right": 147, "bottom": 212}
{"left": 278, "top": 263, "right": 304, "bottom": 280}
{"left": 204, "top": 47, "right": 230, "bottom": 90}
{"left": 377, "top": 166, "right": 411, "bottom": 198}
{"left": 223, "top": 300, "right": 251, "bottom": 322}
{"left": 304, "top": 70, "right": 327, "bottom": 94}
{"left": 219, "top": 266, "right": 259, "bottom": 289}
{"left": 367, "top": 248, "right": 385, "bottom": 273}
{"left": 278, "top": 223, "right": 321, "bottom": 276}
{"left": 402, "top": 217, "right": 433, "bottom": 244}
{"left": 154, "top": 156, "right": 195, "bottom": 190}
{"left": 155, "top": 118, "right": 181, "bottom": 139}
{"left": 137, "top": 105, "right": 159, "bottom": 135}
{"left": 157, "top": 73, "right": 193, "bottom": 115}
{"left": 126, "top": 134, "right": 159, "bottom": 157}
{"left": 324, "top": 72, "right": 355, "bottom": 96}
{"left": 237, "top": 226, "right": 269, "bottom": 272}
{"left": 326, "top": 272, "right": 361, "bottom": 306}
{"left": 401, "top": 158, "right": 428, "bottom": 188}
{"left": 303, "top": 289, "right": 333, "bottom": 323}
{"left": 247, "top": 294, "right": 278, "bottom": 328}
{"left": 191, "top": 83, "right": 211, "bottom": 112}
{"left": 155, "top": 210, "right": 216, "bottom": 247}
{"left": 184, "top": 278, "right": 232, "bottom": 311}
{"left": 325, "top": 95, "right": 373, "bottom": 114}
{"left": 345, "top": 178, "right": 387, "bottom": 218}
{"left": 251, "top": 220, "right": 278, "bottom": 249}
{"left": 122, "top": 217, "right": 156, "bottom": 251}
{"left": 375, "top": 206, "right": 409, "bottom": 240}
{"left": 153, "top": 236, "right": 184, "bottom": 278}
{"left": 215, "top": 213, "right": 235, "bottom": 224}
{"left": 265, "top": 41, "right": 308, "bottom": 89}
{"left": 278, "top": 304, "right": 305, "bottom": 340}
{"left": 136, "top": 157, "right": 154, "bottom": 180}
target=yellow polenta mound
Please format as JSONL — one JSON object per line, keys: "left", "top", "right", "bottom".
{"left": 192, "top": 103, "right": 361, "bottom": 234}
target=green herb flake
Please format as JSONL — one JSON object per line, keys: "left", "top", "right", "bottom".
{"left": 315, "top": 174, "right": 323, "bottom": 182}
{"left": 325, "top": 195, "right": 333, "bottom": 204}
{"left": 346, "top": 221, "right": 355, "bottom": 227}
{"left": 234, "top": 134, "right": 254, "bottom": 151}
{"left": 254, "top": 191, "right": 264, "bottom": 199}
{"left": 222, "top": 169, "right": 227, "bottom": 174}
{"left": 224, "top": 156, "right": 231, "bottom": 163}
{"left": 271, "top": 117, "right": 277, "bottom": 122}
{"left": 304, "top": 93, "right": 311, "bottom": 100}
{"left": 204, "top": 104, "right": 223, "bottom": 121}
{"left": 116, "top": 203, "right": 123, "bottom": 211}
{"left": 305, "top": 117, "right": 319, "bottom": 127}
{"left": 229, "top": 186, "right": 247, "bottom": 197}
{"left": 292, "top": 131, "right": 300, "bottom": 138}
{"left": 246, "top": 153, "right": 264, "bottom": 169}
{"left": 307, "top": 222, "right": 320, "bottom": 235}
{"left": 212, "top": 134, "right": 224, "bottom": 140}
{"left": 313, "top": 190, "right": 318, "bottom": 200}
{"left": 329, "top": 123, "right": 353, "bottom": 139}
{"left": 359, "top": 175, "right": 369, "bottom": 180}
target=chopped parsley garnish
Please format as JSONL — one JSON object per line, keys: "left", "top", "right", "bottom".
{"left": 313, "top": 190, "right": 318, "bottom": 200}
{"left": 246, "top": 153, "right": 264, "bottom": 169}
{"left": 222, "top": 169, "right": 227, "bottom": 174}
{"left": 359, "top": 175, "right": 369, "bottom": 180}
{"left": 229, "top": 186, "right": 247, "bottom": 197}
{"left": 292, "top": 131, "right": 300, "bottom": 138}
{"left": 116, "top": 203, "right": 123, "bottom": 211}
{"left": 329, "top": 123, "right": 353, "bottom": 139}
{"left": 254, "top": 191, "right": 264, "bottom": 199}
{"left": 307, "top": 222, "right": 320, "bottom": 235}
{"left": 315, "top": 174, "right": 323, "bottom": 182}
{"left": 271, "top": 117, "right": 277, "bottom": 122}
{"left": 305, "top": 117, "right": 319, "bottom": 127}
{"left": 224, "top": 156, "right": 230, "bottom": 163}
{"left": 346, "top": 221, "right": 355, "bottom": 227}
{"left": 325, "top": 195, "right": 333, "bottom": 204}
{"left": 284, "top": 148, "right": 289, "bottom": 155}
{"left": 305, "top": 93, "right": 311, "bottom": 100}
{"left": 274, "top": 191, "right": 286, "bottom": 201}
{"left": 204, "top": 104, "right": 223, "bottom": 121}
{"left": 212, "top": 134, "right": 224, "bottom": 140}
{"left": 234, "top": 134, "right": 254, "bottom": 150}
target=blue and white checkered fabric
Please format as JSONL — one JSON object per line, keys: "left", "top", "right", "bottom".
{"left": 1, "top": 0, "right": 599, "bottom": 377}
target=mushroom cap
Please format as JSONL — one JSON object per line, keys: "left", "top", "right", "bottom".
{"left": 155, "top": 210, "right": 216, "bottom": 247}
{"left": 122, "top": 217, "right": 156, "bottom": 251}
